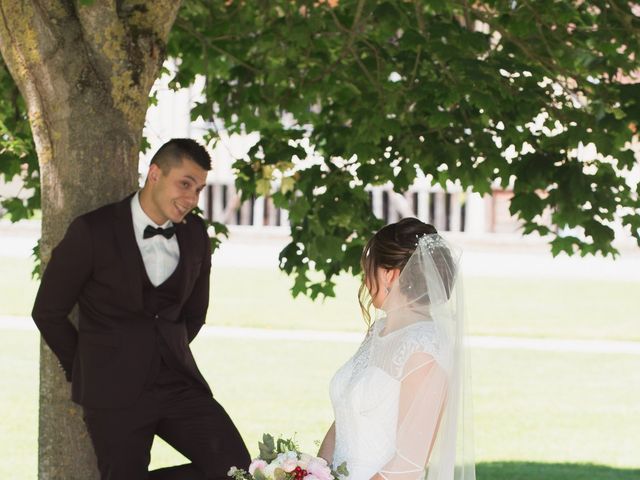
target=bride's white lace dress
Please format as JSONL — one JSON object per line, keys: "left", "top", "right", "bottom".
{"left": 330, "top": 317, "right": 447, "bottom": 480}
{"left": 328, "top": 234, "right": 475, "bottom": 480}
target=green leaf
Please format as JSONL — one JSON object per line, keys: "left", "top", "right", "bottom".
{"left": 509, "top": 192, "right": 545, "bottom": 222}
{"left": 258, "top": 433, "right": 277, "bottom": 462}
{"left": 31, "top": 240, "right": 41, "bottom": 280}
{"left": 280, "top": 176, "right": 295, "bottom": 194}
{"left": 274, "top": 469, "right": 288, "bottom": 480}
{"left": 255, "top": 179, "right": 272, "bottom": 197}
{"left": 427, "top": 111, "right": 453, "bottom": 129}
{"left": 550, "top": 236, "right": 580, "bottom": 257}
{"left": 336, "top": 462, "right": 349, "bottom": 477}
{"left": 315, "top": 235, "right": 343, "bottom": 260}
{"left": 288, "top": 196, "right": 310, "bottom": 223}
{"left": 291, "top": 271, "right": 310, "bottom": 298}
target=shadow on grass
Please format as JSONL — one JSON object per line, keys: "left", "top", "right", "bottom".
{"left": 477, "top": 461, "right": 640, "bottom": 480}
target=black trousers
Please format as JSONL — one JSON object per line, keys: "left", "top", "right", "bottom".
{"left": 83, "top": 368, "right": 250, "bottom": 480}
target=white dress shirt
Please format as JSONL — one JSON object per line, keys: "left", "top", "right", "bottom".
{"left": 131, "top": 192, "right": 180, "bottom": 286}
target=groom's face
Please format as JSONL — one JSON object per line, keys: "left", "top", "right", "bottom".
{"left": 146, "top": 157, "right": 208, "bottom": 224}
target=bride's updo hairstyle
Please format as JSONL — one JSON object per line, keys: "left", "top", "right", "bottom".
{"left": 359, "top": 217, "right": 441, "bottom": 326}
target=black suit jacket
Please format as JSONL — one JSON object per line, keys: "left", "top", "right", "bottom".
{"left": 32, "top": 194, "right": 212, "bottom": 408}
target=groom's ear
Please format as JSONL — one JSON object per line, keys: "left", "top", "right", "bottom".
{"left": 147, "top": 164, "right": 161, "bottom": 183}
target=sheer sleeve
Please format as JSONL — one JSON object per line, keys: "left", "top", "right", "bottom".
{"left": 378, "top": 351, "right": 448, "bottom": 480}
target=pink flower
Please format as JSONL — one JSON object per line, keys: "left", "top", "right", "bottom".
{"left": 249, "top": 459, "right": 268, "bottom": 475}
{"left": 306, "top": 458, "right": 333, "bottom": 480}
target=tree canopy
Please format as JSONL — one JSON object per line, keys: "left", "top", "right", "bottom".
{"left": 2, "top": 1, "right": 640, "bottom": 301}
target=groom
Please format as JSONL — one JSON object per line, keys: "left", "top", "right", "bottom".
{"left": 32, "top": 138, "right": 250, "bottom": 479}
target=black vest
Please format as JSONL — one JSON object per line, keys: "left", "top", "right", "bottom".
{"left": 141, "top": 256, "right": 195, "bottom": 388}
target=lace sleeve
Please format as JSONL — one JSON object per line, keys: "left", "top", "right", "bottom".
{"left": 378, "top": 351, "right": 448, "bottom": 480}
{"left": 390, "top": 323, "right": 442, "bottom": 379}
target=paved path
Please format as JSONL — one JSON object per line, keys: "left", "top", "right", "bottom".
{"left": 4, "top": 316, "right": 639, "bottom": 355}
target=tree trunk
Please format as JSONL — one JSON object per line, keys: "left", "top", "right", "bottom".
{"left": 0, "top": 1, "right": 181, "bottom": 478}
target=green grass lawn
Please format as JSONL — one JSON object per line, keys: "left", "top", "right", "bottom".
{"left": 2, "top": 254, "right": 639, "bottom": 478}
{"left": 3, "top": 256, "right": 639, "bottom": 341}
{"left": 0, "top": 256, "right": 40, "bottom": 317}
{"left": 208, "top": 267, "right": 640, "bottom": 341}
{"left": 2, "top": 329, "right": 638, "bottom": 479}
{"left": 0, "top": 330, "right": 38, "bottom": 478}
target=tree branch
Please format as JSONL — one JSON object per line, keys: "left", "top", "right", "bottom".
{"left": 174, "top": 17, "right": 260, "bottom": 74}
{"left": 327, "top": 5, "right": 382, "bottom": 94}
{"left": 414, "top": 0, "right": 426, "bottom": 34}
{"left": 121, "top": 0, "right": 182, "bottom": 42}
{"left": 462, "top": 0, "right": 473, "bottom": 30}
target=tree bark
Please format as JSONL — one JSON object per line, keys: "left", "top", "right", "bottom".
{"left": 0, "top": 1, "right": 181, "bottom": 478}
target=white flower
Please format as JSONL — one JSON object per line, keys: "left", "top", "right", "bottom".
{"left": 281, "top": 457, "right": 298, "bottom": 473}
{"left": 263, "top": 462, "right": 278, "bottom": 478}
{"left": 298, "top": 452, "right": 313, "bottom": 468}
{"left": 228, "top": 467, "right": 238, "bottom": 476}
{"left": 277, "top": 451, "right": 298, "bottom": 462}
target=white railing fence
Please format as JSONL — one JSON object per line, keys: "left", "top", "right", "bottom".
{"left": 200, "top": 181, "right": 493, "bottom": 233}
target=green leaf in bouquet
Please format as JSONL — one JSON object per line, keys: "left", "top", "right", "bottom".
{"left": 258, "top": 433, "right": 277, "bottom": 462}
{"left": 276, "top": 437, "right": 298, "bottom": 454}
{"left": 254, "top": 469, "right": 267, "bottom": 480}
{"left": 335, "top": 462, "right": 349, "bottom": 477}
{"left": 228, "top": 467, "right": 248, "bottom": 480}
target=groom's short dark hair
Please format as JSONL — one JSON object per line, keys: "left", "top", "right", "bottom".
{"left": 150, "top": 138, "right": 212, "bottom": 173}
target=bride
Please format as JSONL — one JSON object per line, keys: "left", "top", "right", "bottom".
{"left": 318, "top": 218, "right": 475, "bottom": 480}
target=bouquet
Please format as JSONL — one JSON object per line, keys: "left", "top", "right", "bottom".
{"left": 228, "top": 434, "right": 348, "bottom": 480}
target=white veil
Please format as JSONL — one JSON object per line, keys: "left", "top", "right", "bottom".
{"left": 370, "top": 233, "right": 475, "bottom": 480}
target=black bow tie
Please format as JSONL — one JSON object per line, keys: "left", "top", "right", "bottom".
{"left": 143, "top": 225, "right": 176, "bottom": 240}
